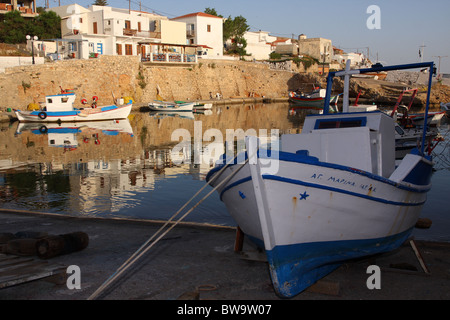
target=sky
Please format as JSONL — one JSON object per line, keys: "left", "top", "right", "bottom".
{"left": 43, "top": 0, "right": 450, "bottom": 73}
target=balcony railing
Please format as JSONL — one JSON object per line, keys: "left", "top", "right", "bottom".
{"left": 123, "top": 29, "right": 161, "bottom": 39}
{"left": 123, "top": 28, "right": 137, "bottom": 36}
{"left": 142, "top": 53, "right": 197, "bottom": 64}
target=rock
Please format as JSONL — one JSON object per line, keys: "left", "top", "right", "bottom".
{"left": 415, "top": 218, "right": 432, "bottom": 229}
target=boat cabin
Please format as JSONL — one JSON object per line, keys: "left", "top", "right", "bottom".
{"left": 281, "top": 111, "right": 396, "bottom": 178}
{"left": 43, "top": 93, "right": 76, "bottom": 112}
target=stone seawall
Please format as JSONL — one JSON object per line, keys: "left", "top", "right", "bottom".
{"left": 0, "top": 56, "right": 309, "bottom": 110}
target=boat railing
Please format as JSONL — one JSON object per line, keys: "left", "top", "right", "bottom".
{"left": 323, "top": 61, "right": 435, "bottom": 156}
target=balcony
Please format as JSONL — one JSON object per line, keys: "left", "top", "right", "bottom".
{"left": 123, "top": 28, "right": 137, "bottom": 36}
{"left": 123, "top": 29, "right": 161, "bottom": 39}
{"left": 141, "top": 53, "right": 197, "bottom": 64}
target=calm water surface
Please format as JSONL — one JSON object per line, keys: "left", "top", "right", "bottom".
{"left": 0, "top": 103, "right": 448, "bottom": 241}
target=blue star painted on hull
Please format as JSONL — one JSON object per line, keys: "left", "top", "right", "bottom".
{"left": 299, "top": 191, "right": 309, "bottom": 200}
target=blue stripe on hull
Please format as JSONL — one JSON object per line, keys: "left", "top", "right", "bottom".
{"left": 265, "top": 228, "right": 413, "bottom": 298}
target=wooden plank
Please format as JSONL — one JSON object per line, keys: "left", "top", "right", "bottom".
{"left": 410, "top": 240, "right": 430, "bottom": 274}
{"left": 234, "top": 226, "right": 244, "bottom": 253}
{"left": 0, "top": 253, "right": 66, "bottom": 289}
{"left": 306, "top": 279, "right": 340, "bottom": 296}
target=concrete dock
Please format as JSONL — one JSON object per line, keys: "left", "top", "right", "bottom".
{"left": 0, "top": 209, "right": 449, "bottom": 300}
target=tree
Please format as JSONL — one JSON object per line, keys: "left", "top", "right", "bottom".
{"left": 0, "top": 11, "right": 29, "bottom": 44}
{"left": 203, "top": 8, "right": 250, "bottom": 56}
{"left": 223, "top": 15, "right": 249, "bottom": 56}
{"left": 204, "top": 7, "right": 222, "bottom": 18}
{"left": 31, "top": 11, "right": 61, "bottom": 40}
{"left": 0, "top": 10, "right": 61, "bottom": 44}
{"left": 93, "top": 0, "right": 108, "bottom": 5}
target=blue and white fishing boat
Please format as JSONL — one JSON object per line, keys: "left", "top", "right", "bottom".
{"left": 14, "top": 90, "right": 132, "bottom": 123}
{"left": 206, "top": 61, "right": 435, "bottom": 298}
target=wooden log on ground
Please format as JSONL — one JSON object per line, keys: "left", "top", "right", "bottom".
{"left": 36, "top": 232, "right": 89, "bottom": 259}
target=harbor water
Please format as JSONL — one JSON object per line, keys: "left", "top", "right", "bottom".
{"left": 0, "top": 103, "right": 448, "bottom": 242}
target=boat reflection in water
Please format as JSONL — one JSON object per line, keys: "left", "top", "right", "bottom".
{"left": 6, "top": 117, "right": 228, "bottom": 223}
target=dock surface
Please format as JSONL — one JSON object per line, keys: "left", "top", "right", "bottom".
{"left": 0, "top": 209, "right": 449, "bottom": 300}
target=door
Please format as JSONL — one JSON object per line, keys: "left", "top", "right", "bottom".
{"left": 97, "top": 43, "right": 103, "bottom": 55}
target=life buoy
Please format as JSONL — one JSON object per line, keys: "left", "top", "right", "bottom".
{"left": 81, "top": 98, "right": 88, "bottom": 105}
{"left": 92, "top": 96, "right": 98, "bottom": 102}
{"left": 38, "top": 112, "right": 47, "bottom": 120}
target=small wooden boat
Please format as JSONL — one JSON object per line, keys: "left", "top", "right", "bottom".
{"left": 14, "top": 90, "right": 132, "bottom": 123}
{"left": 148, "top": 100, "right": 195, "bottom": 112}
{"left": 206, "top": 61, "right": 435, "bottom": 298}
{"left": 289, "top": 86, "right": 340, "bottom": 109}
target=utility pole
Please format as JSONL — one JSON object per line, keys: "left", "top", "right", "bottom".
{"left": 419, "top": 43, "right": 426, "bottom": 62}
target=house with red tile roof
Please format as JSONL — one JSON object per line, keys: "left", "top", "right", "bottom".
{"left": 171, "top": 12, "right": 223, "bottom": 58}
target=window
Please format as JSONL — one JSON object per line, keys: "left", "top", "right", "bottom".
{"left": 79, "top": 18, "right": 83, "bottom": 23}
{"left": 314, "top": 117, "right": 367, "bottom": 130}
{"left": 138, "top": 22, "right": 141, "bottom": 32}
{"left": 207, "top": 24, "right": 211, "bottom": 32}
{"left": 125, "top": 44, "right": 133, "bottom": 55}
{"left": 93, "top": 22, "right": 97, "bottom": 34}
{"left": 116, "top": 44, "right": 122, "bottom": 55}
{"left": 125, "top": 20, "right": 131, "bottom": 29}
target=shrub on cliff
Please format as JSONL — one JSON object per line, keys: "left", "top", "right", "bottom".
{"left": 0, "top": 10, "right": 61, "bottom": 44}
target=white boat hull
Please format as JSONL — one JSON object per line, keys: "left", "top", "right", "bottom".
{"left": 148, "top": 101, "right": 195, "bottom": 112}
{"left": 207, "top": 148, "right": 432, "bottom": 297}
{"left": 15, "top": 104, "right": 132, "bottom": 123}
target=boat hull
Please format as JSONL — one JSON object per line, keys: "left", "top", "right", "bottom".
{"left": 15, "top": 104, "right": 132, "bottom": 123}
{"left": 289, "top": 95, "right": 339, "bottom": 108}
{"left": 207, "top": 150, "right": 432, "bottom": 297}
{"left": 148, "top": 101, "right": 195, "bottom": 112}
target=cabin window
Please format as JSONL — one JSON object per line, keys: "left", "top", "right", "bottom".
{"left": 47, "top": 98, "right": 53, "bottom": 103}
{"left": 314, "top": 117, "right": 367, "bottom": 130}
{"left": 62, "top": 97, "right": 69, "bottom": 103}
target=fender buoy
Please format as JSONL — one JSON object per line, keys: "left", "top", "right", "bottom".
{"left": 38, "top": 112, "right": 47, "bottom": 120}
{"left": 39, "top": 126, "right": 48, "bottom": 133}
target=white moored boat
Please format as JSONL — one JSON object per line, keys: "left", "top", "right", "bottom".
{"left": 14, "top": 90, "right": 132, "bottom": 123}
{"left": 206, "top": 61, "right": 435, "bottom": 298}
{"left": 148, "top": 100, "right": 195, "bottom": 112}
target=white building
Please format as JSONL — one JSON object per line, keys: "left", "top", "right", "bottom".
{"left": 334, "top": 52, "right": 367, "bottom": 67}
{"left": 47, "top": 4, "right": 187, "bottom": 60}
{"left": 171, "top": 12, "right": 224, "bottom": 58}
{"left": 243, "top": 31, "right": 277, "bottom": 60}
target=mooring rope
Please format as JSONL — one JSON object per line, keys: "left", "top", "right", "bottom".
{"left": 87, "top": 152, "right": 252, "bottom": 300}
